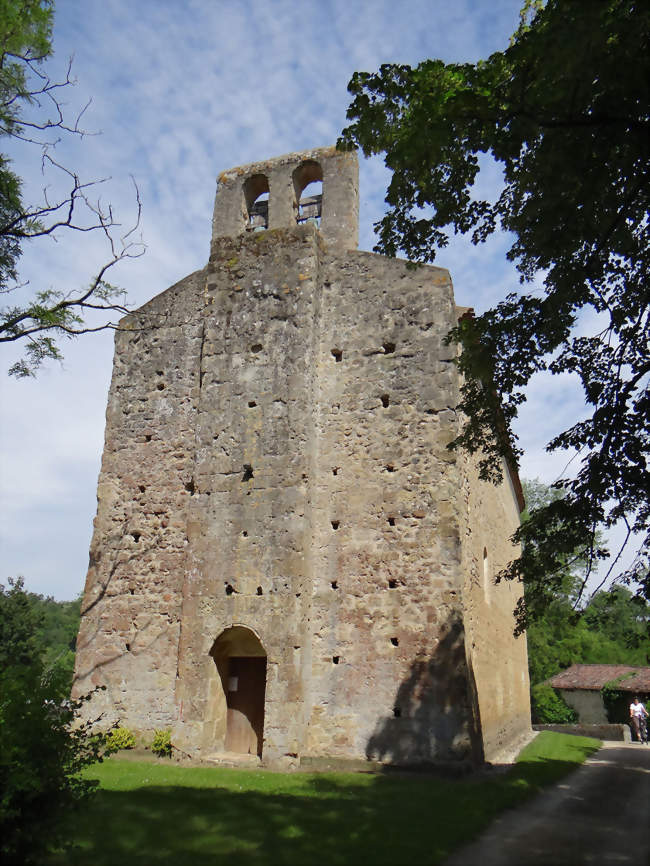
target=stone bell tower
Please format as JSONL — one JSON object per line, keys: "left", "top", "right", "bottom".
{"left": 212, "top": 145, "right": 358, "bottom": 249}
{"left": 73, "top": 146, "right": 531, "bottom": 768}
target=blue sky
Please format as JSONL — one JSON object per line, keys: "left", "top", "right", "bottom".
{"left": 1, "top": 0, "right": 604, "bottom": 600}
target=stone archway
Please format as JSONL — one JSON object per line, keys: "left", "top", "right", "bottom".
{"left": 210, "top": 626, "right": 267, "bottom": 757}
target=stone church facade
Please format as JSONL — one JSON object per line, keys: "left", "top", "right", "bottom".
{"left": 73, "top": 146, "right": 531, "bottom": 767}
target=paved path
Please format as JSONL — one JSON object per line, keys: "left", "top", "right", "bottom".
{"left": 444, "top": 741, "right": 650, "bottom": 866}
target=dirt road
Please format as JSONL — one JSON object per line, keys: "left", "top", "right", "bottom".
{"left": 444, "top": 741, "right": 650, "bottom": 866}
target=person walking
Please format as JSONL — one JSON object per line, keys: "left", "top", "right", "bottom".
{"left": 629, "top": 696, "right": 649, "bottom": 743}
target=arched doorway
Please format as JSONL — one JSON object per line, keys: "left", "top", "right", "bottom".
{"left": 210, "top": 626, "right": 267, "bottom": 757}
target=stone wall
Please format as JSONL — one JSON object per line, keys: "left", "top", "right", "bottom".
{"left": 558, "top": 689, "right": 609, "bottom": 724}
{"left": 169, "top": 227, "right": 480, "bottom": 764}
{"left": 458, "top": 449, "right": 531, "bottom": 762}
{"left": 534, "top": 723, "right": 630, "bottom": 741}
{"left": 73, "top": 269, "right": 206, "bottom": 729}
{"left": 304, "top": 250, "right": 475, "bottom": 763}
{"left": 173, "top": 227, "right": 323, "bottom": 760}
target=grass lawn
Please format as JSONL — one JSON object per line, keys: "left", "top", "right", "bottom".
{"left": 49, "top": 732, "right": 600, "bottom": 866}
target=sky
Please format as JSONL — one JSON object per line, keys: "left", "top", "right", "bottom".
{"left": 0, "top": 0, "right": 612, "bottom": 601}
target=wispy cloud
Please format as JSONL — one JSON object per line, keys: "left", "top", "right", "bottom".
{"left": 5, "top": 0, "right": 591, "bottom": 599}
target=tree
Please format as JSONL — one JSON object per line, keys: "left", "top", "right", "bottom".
{"left": 0, "top": 580, "right": 82, "bottom": 689}
{"left": 0, "top": 0, "right": 143, "bottom": 377}
{"left": 519, "top": 480, "right": 649, "bottom": 721}
{"left": 527, "top": 583, "right": 649, "bottom": 721}
{"left": 0, "top": 578, "right": 105, "bottom": 865}
{"left": 582, "top": 584, "right": 649, "bottom": 655}
{"left": 36, "top": 592, "right": 81, "bottom": 690}
{"left": 519, "top": 477, "right": 584, "bottom": 611}
{"left": 339, "top": 0, "right": 649, "bottom": 628}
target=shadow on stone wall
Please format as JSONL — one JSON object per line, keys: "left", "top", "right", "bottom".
{"left": 72, "top": 529, "right": 172, "bottom": 690}
{"left": 365, "top": 613, "right": 483, "bottom": 767}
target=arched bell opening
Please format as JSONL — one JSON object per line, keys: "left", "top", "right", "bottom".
{"left": 293, "top": 160, "right": 323, "bottom": 226}
{"left": 243, "top": 174, "right": 270, "bottom": 231}
{"left": 209, "top": 625, "right": 267, "bottom": 757}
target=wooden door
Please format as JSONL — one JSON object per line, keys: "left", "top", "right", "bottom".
{"left": 224, "top": 656, "right": 267, "bottom": 756}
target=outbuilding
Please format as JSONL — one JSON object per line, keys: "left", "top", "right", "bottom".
{"left": 547, "top": 664, "right": 650, "bottom": 726}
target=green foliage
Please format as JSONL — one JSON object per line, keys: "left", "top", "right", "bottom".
{"left": 0, "top": 576, "right": 42, "bottom": 667}
{"left": 0, "top": 577, "right": 81, "bottom": 689}
{"left": 105, "top": 727, "right": 136, "bottom": 752}
{"left": 0, "top": 0, "right": 53, "bottom": 135}
{"left": 521, "top": 481, "right": 649, "bottom": 720}
{"left": 600, "top": 674, "right": 640, "bottom": 723}
{"left": 520, "top": 477, "right": 589, "bottom": 615}
{"left": 0, "top": 154, "right": 23, "bottom": 292}
{"left": 0, "top": 578, "right": 106, "bottom": 865}
{"left": 0, "top": 1, "right": 52, "bottom": 295}
{"left": 527, "top": 584, "right": 650, "bottom": 687}
{"left": 526, "top": 586, "right": 649, "bottom": 723}
{"left": 582, "top": 585, "right": 649, "bottom": 653}
{"left": 38, "top": 597, "right": 81, "bottom": 691}
{"left": 340, "top": 0, "right": 649, "bottom": 624}
{"left": 530, "top": 684, "right": 576, "bottom": 724}
{"left": 527, "top": 607, "right": 645, "bottom": 684}
{"left": 150, "top": 729, "right": 172, "bottom": 758}
{"left": 600, "top": 680, "right": 624, "bottom": 719}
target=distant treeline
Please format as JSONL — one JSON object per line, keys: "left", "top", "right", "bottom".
{"left": 2, "top": 581, "right": 81, "bottom": 690}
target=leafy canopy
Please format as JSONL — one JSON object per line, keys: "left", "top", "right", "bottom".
{"left": 0, "top": 0, "right": 53, "bottom": 132}
{"left": 340, "top": 0, "right": 649, "bottom": 624}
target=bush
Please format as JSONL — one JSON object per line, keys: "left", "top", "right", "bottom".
{"left": 530, "top": 684, "right": 578, "bottom": 724}
{"left": 105, "top": 726, "right": 136, "bottom": 751}
{"left": 1, "top": 579, "right": 107, "bottom": 865}
{"left": 150, "top": 729, "right": 172, "bottom": 758}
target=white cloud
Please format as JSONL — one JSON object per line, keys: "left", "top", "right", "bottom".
{"left": 8, "top": 0, "right": 607, "bottom": 601}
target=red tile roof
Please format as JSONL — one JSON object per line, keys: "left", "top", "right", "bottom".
{"left": 547, "top": 664, "right": 650, "bottom": 692}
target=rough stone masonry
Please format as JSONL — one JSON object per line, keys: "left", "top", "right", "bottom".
{"left": 73, "top": 146, "right": 531, "bottom": 767}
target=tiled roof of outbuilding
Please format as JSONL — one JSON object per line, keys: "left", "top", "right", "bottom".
{"left": 547, "top": 664, "right": 650, "bottom": 692}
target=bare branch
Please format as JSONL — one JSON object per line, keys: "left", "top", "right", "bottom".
{"left": 1, "top": 55, "right": 97, "bottom": 145}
